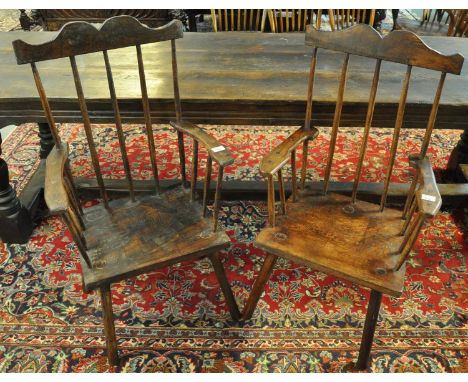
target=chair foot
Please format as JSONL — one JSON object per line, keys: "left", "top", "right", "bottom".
{"left": 342, "top": 361, "right": 368, "bottom": 373}
{"left": 354, "top": 289, "right": 382, "bottom": 371}
{"left": 209, "top": 253, "right": 241, "bottom": 321}
{"left": 242, "top": 253, "right": 277, "bottom": 320}
{"left": 100, "top": 285, "right": 119, "bottom": 366}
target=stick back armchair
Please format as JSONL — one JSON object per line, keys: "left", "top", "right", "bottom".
{"left": 242, "top": 24, "right": 464, "bottom": 370}
{"left": 12, "top": 16, "right": 240, "bottom": 366}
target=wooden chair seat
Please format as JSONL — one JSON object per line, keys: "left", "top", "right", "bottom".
{"left": 255, "top": 192, "right": 407, "bottom": 297}
{"left": 81, "top": 188, "right": 230, "bottom": 291}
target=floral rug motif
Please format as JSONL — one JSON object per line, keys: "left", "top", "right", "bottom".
{"left": 0, "top": 123, "right": 466, "bottom": 372}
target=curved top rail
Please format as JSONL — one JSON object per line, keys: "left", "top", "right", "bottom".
{"left": 13, "top": 16, "right": 184, "bottom": 65}
{"left": 305, "top": 23, "right": 464, "bottom": 75}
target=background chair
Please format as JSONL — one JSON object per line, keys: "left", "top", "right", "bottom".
{"left": 403, "top": 9, "right": 467, "bottom": 37}
{"left": 267, "top": 9, "right": 322, "bottom": 32}
{"left": 211, "top": 9, "right": 267, "bottom": 32}
{"left": 267, "top": 9, "right": 378, "bottom": 32}
{"left": 328, "top": 9, "right": 377, "bottom": 30}
{"left": 447, "top": 9, "right": 468, "bottom": 37}
{"left": 12, "top": 16, "right": 240, "bottom": 366}
{"left": 242, "top": 24, "right": 464, "bottom": 370}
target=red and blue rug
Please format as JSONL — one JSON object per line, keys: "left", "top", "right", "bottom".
{"left": 0, "top": 123, "right": 466, "bottom": 372}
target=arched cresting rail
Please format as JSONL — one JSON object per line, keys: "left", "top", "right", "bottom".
{"left": 12, "top": 16, "right": 240, "bottom": 366}
{"left": 242, "top": 24, "right": 464, "bottom": 371}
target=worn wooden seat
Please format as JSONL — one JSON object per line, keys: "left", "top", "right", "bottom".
{"left": 242, "top": 24, "right": 464, "bottom": 371}
{"left": 13, "top": 16, "right": 240, "bottom": 367}
{"left": 255, "top": 192, "right": 406, "bottom": 297}
{"left": 80, "top": 188, "right": 231, "bottom": 291}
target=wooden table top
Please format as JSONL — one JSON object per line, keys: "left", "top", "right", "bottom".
{"left": 0, "top": 31, "right": 467, "bottom": 128}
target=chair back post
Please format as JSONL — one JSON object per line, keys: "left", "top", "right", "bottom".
{"left": 170, "top": 38, "right": 187, "bottom": 186}
{"left": 30, "top": 63, "right": 61, "bottom": 147}
{"left": 12, "top": 16, "right": 185, "bottom": 204}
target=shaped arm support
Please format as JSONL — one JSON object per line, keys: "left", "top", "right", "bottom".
{"left": 170, "top": 120, "right": 234, "bottom": 167}
{"left": 44, "top": 142, "right": 70, "bottom": 213}
{"left": 409, "top": 153, "right": 442, "bottom": 217}
{"left": 259, "top": 127, "right": 319, "bottom": 176}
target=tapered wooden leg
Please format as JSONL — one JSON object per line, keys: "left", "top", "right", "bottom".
{"left": 213, "top": 166, "right": 224, "bottom": 231}
{"left": 99, "top": 285, "right": 119, "bottom": 366}
{"left": 242, "top": 253, "right": 278, "bottom": 320}
{"left": 354, "top": 289, "right": 382, "bottom": 371}
{"left": 209, "top": 253, "right": 241, "bottom": 320}
{"left": 177, "top": 131, "right": 187, "bottom": 187}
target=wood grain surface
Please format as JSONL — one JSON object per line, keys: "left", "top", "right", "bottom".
{"left": 1, "top": 31, "right": 466, "bottom": 128}
{"left": 254, "top": 192, "right": 407, "bottom": 296}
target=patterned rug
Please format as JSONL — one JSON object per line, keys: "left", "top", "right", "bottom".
{"left": 0, "top": 123, "right": 466, "bottom": 372}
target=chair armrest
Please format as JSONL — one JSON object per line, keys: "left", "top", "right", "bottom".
{"left": 259, "top": 127, "right": 319, "bottom": 176}
{"left": 170, "top": 120, "right": 234, "bottom": 167}
{"left": 409, "top": 154, "right": 441, "bottom": 217}
{"left": 45, "top": 142, "right": 70, "bottom": 213}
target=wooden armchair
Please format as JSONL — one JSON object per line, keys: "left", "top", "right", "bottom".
{"left": 12, "top": 16, "right": 240, "bottom": 366}
{"left": 242, "top": 25, "right": 464, "bottom": 370}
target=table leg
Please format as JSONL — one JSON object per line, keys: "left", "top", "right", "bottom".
{"left": 38, "top": 122, "right": 55, "bottom": 159}
{"left": 0, "top": 130, "right": 33, "bottom": 243}
{"left": 447, "top": 128, "right": 468, "bottom": 180}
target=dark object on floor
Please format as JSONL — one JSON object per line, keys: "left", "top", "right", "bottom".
{"left": 0, "top": 131, "right": 33, "bottom": 243}
{"left": 12, "top": 16, "right": 240, "bottom": 366}
{"left": 242, "top": 24, "right": 464, "bottom": 371}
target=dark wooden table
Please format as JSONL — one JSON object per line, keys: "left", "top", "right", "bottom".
{"left": 0, "top": 31, "right": 467, "bottom": 243}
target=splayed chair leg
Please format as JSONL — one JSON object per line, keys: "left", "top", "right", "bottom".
{"left": 209, "top": 253, "right": 241, "bottom": 320}
{"left": 354, "top": 289, "right": 382, "bottom": 371}
{"left": 100, "top": 285, "right": 119, "bottom": 366}
{"left": 242, "top": 253, "right": 277, "bottom": 320}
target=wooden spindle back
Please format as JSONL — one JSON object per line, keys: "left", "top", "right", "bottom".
{"left": 12, "top": 16, "right": 184, "bottom": 199}
{"left": 329, "top": 9, "right": 376, "bottom": 30}
{"left": 303, "top": 24, "right": 464, "bottom": 209}
{"left": 269, "top": 9, "right": 322, "bottom": 32}
{"left": 211, "top": 9, "right": 266, "bottom": 32}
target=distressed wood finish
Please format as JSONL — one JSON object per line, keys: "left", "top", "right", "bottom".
{"left": 305, "top": 24, "right": 464, "bottom": 74}
{"left": 81, "top": 190, "right": 231, "bottom": 290}
{"left": 170, "top": 120, "right": 234, "bottom": 167}
{"left": 44, "top": 142, "right": 69, "bottom": 213}
{"left": 254, "top": 192, "right": 407, "bottom": 297}
{"left": 259, "top": 127, "right": 318, "bottom": 176}
{"left": 2, "top": 33, "right": 468, "bottom": 130}
{"left": 13, "top": 16, "right": 183, "bottom": 64}
{"left": 15, "top": 16, "right": 239, "bottom": 367}
{"left": 243, "top": 24, "right": 463, "bottom": 371}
